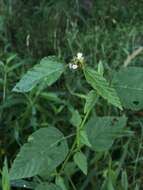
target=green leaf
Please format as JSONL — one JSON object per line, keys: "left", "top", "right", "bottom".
{"left": 86, "top": 116, "right": 127, "bottom": 151}
{"left": 55, "top": 176, "right": 67, "bottom": 190}
{"left": 135, "top": 184, "right": 140, "bottom": 190}
{"left": 70, "top": 109, "right": 82, "bottom": 127}
{"left": 35, "top": 183, "right": 61, "bottom": 190}
{"left": 98, "top": 61, "right": 104, "bottom": 76}
{"left": 84, "top": 90, "right": 97, "bottom": 113}
{"left": 121, "top": 170, "right": 128, "bottom": 190}
{"left": 73, "top": 152, "right": 87, "bottom": 175}
{"left": 10, "top": 179, "right": 36, "bottom": 189}
{"left": 79, "top": 130, "right": 92, "bottom": 147}
{"left": 107, "top": 179, "right": 115, "bottom": 190}
{"left": 107, "top": 169, "right": 117, "bottom": 190}
{"left": 64, "top": 162, "right": 76, "bottom": 176}
{"left": 113, "top": 66, "right": 143, "bottom": 110}
{"left": 13, "top": 56, "right": 65, "bottom": 92}
{"left": 84, "top": 66, "right": 122, "bottom": 110}
{"left": 9, "top": 127, "right": 69, "bottom": 180}
{"left": 40, "top": 92, "right": 63, "bottom": 103}
{"left": 2, "top": 158, "right": 10, "bottom": 190}
{"left": 6, "top": 53, "right": 17, "bottom": 64}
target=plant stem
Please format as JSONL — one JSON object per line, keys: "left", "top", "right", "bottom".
{"left": 76, "top": 110, "right": 90, "bottom": 146}
{"left": 59, "top": 140, "right": 76, "bottom": 175}
{"left": 59, "top": 109, "right": 91, "bottom": 175}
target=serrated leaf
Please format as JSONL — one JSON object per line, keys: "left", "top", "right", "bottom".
{"left": 84, "top": 90, "right": 97, "bottom": 113}
{"left": 79, "top": 130, "right": 92, "bottom": 147}
{"left": 86, "top": 116, "right": 127, "bottom": 151}
{"left": 35, "top": 183, "right": 61, "bottom": 190}
{"left": 13, "top": 56, "right": 65, "bottom": 92}
{"left": 10, "top": 127, "right": 69, "bottom": 180}
{"left": 84, "top": 66, "right": 122, "bottom": 110}
{"left": 113, "top": 66, "right": 143, "bottom": 110}
{"left": 73, "top": 152, "right": 87, "bottom": 175}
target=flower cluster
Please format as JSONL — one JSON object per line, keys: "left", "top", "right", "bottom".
{"left": 69, "top": 52, "right": 84, "bottom": 70}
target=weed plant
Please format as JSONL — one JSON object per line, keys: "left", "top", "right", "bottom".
{"left": 0, "top": 1, "right": 143, "bottom": 190}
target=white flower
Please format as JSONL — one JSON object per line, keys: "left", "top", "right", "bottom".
{"left": 77, "top": 52, "right": 84, "bottom": 61}
{"left": 77, "top": 52, "right": 83, "bottom": 58}
{"left": 68, "top": 52, "right": 84, "bottom": 70}
{"left": 69, "top": 63, "right": 78, "bottom": 70}
{"left": 72, "top": 64, "right": 78, "bottom": 69}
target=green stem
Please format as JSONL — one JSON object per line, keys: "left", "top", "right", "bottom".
{"left": 76, "top": 110, "right": 90, "bottom": 146}
{"left": 59, "top": 109, "right": 91, "bottom": 175}
{"left": 67, "top": 174, "right": 77, "bottom": 190}
{"left": 59, "top": 140, "right": 76, "bottom": 175}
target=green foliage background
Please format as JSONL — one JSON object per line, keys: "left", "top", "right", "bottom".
{"left": 0, "top": 0, "right": 143, "bottom": 189}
